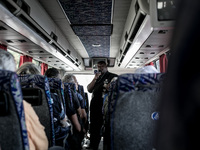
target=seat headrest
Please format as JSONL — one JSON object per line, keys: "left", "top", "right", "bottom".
{"left": 22, "top": 88, "right": 43, "bottom": 106}
{"left": 0, "top": 91, "right": 9, "bottom": 116}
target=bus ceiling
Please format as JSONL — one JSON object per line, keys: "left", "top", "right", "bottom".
{"left": 0, "top": 0, "right": 175, "bottom": 72}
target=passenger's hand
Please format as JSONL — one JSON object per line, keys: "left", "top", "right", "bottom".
{"left": 82, "top": 128, "right": 86, "bottom": 133}
{"left": 94, "top": 72, "right": 101, "bottom": 80}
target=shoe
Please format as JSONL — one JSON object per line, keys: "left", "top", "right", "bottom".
{"left": 85, "top": 145, "right": 99, "bottom": 150}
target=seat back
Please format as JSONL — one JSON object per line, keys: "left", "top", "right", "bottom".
{"left": 78, "top": 85, "right": 85, "bottom": 100}
{"left": 110, "top": 73, "right": 165, "bottom": 150}
{"left": 0, "top": 70, "right": 29, "bottom": 150}
{"left": 78, "top": 85, "right": 87, "bottom": 107}
{"left": 22, "top": 88, "right": 43, "bottom": 106}
{"left": 69, "top": 83, "right": 76, "bottom": 92}
{"left": 48, "top": 78, "right": 66, "bottom": 113}
{"left": 63, "top": 83, "right": 73, "bottom": 108}
{"left": 19, "top": 74, "right": 55, "bottom": 147}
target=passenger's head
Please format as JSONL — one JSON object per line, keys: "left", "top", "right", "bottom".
{"left": 0, "top": 50, "right": 16, "bottom": 72}
{"left": 97, "top": 61, "right": 107, "bottom": 74}
{"left": 62, "top": 73, "right": 74, "bottom": 83}
{"left": 16, "top": 62, "right": 41, "bottom": 75}
{"left": 45, "top": 68, "right": 61, "bottom": 79}
{"left": 134, "top": 65, "right": 159, "bottom": 73}
{"left": 62, "top": 73, "right": 78, "bottom": 90}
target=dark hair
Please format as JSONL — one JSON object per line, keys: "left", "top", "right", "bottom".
{"left": 45, "top": 68, "right": 60, "bottom": 78}
{"left": 97, "top": 61, "right": 107, "bottom": 66}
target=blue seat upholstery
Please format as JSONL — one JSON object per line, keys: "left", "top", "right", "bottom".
{"left": 48, "top": 78, "right": 66, "bottom": 113}
{"left": 18, "top": 74, "right": 55, "bottom": 147}
{"left": 63, "top": 83, "right": 73, "bottom": 108}
{"left": 78, "top": 85, "right": 86, "bottom": 102}
{"left": 0, "top": 70, "right": 29, "bottom": 150}
{"left": 110, "top": 73, "right": 165, "bottom": 150}
{"left": 69, "top": 83, "right": 76, "bottom": 92}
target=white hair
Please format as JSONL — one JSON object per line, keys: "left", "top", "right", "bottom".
{"left": 134, "top": 65, "right": 159, "bottom": 73}
{"left": 0, "top": 50, "right": 16, "bottom": 72}
{"left": 62, "top": 73, "right": 75, "bottom": 83}
{"left": 16, "top": 62, "right": 41, "bottom": 75}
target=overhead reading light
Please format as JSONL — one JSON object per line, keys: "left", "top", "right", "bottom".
{"left": 92, "top": 44, "right": 101, "bottom": 47}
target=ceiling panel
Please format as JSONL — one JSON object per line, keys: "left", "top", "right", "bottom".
{"left": 58, "top": 0, "right": 112, "bottom": 58}
{"left": 38, "top": 0, "right": 132, "bottom": 64}
{"left": 59, "top": 0, "right": 112, "bottom": 24}
{"left": 72, "top": 24, "right": 112, "bottom": 36}
{"left": 79, "top": 36, "right": 110, "bottom": 57}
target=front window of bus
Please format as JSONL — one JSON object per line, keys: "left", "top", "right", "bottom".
{"left": 155, "top": 59, "right": 160, "bottom": 72}
{"left": 75, "top": 74, "right": 93, "bottom": 105}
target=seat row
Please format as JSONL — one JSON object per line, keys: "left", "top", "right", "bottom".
{"left": 0, "top": 69, "right": 89, "bottom": 150}
{"left": 102, "top": 72, "right": 166, "bottom": 150}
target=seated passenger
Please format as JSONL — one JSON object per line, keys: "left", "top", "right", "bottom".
{"left": 45, "top": 68, "right": 71, "bottom": 148}
{"left": 62, "top": 74, "right": 82, "bottom": 120}
{"left": 16, "top": 62, "right": 41, "bottom": 75}
{"left": 62, "top": 73, "right": 86, "bottom": 150}
{"left": 0, "top": 50, "right": 48, "bottom": 150}
{"left": 102, "top": 76, "right": 118, "bottom": 150}
{"left": 134, "top": 65, "right": 159, "bottom": 73}
{"left": 102, "top": 77, "right": 118, "bottom": 117}
{"left": 73, "top": 76, "right": 87, "bottom": 124}
{"left": 62, "top": 74, "right": 87, "bottom": 123}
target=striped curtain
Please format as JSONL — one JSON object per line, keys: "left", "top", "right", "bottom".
{"left": 0, "top": 44, "right": 7, "bottom": 51}
{"left": 41, "top": 63, "right": 48, "bottom": 75}
{"left": 19, "top": 55, "right": 33, "bottom": 67}
{"left": 159, "top": 54, "right": 168, "bottom": 73}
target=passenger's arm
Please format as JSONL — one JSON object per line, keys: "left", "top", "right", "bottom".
{"left": 87, "top": 73, "right": 101, "bottom": 93}
{"left": 87, "top": 78, "right": 96, "bottom": 93}
{"left": 77, "top": 107, "right": 82, "bottom": 118}
{"left": 23, "top": 100, "right": 49, "bottom": 150}
{"left": 81, "top": 108, "right": 87, "bottom": 123}
{"left": 70, "top": 113, "right": 81, "bottom": 132}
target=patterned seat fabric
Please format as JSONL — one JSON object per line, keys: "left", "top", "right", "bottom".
{"left": 78, "top": 85, "right": 86, "bottom": 105}
{"left": 48, "top": 78, "right": 66, "bottom": 113}
{"left": 63, "top": 83, "right": 73, "bottom": 108}
{"left": 109, "top": 73, "right": 165, "bottom": 150}
{"left": 0, "top": 70, "right": 29, "bottom": 150}
{"left": 18, "top": 74, "right": 55, "bottom": 147}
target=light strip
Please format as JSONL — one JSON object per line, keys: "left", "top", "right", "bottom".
{"left": 120, "top": 15, "right": 153, "bottom": 68}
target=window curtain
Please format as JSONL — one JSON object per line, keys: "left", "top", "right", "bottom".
{"left": 19, "top": 55, "right": 33, "bottom": 67}
{"left": 145, "top": 62, "right": 154, "bottom": 66}
{"left": 41, "top": 63, "right": 48, "bottom": 75}
{"left": 0, "top": 44, "right": 7, "bottom": 51}
{"left": 159, "top": 54, "right": 168, "bottom": 73}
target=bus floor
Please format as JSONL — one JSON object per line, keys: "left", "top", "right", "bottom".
{"left": 82, "top": 137, "right": 103, "bottom": 150}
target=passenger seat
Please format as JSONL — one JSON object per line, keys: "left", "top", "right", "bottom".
{"left": 110, "top": 73, "right": 166, "bottom": 150}
{"left": 0, "top": 70, "right": 29, "bottom": 150}
{"left": 19, "top": 74, "right": 55, "bottom": 147}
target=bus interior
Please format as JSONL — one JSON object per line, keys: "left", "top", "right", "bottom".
{"left": 2, "top": 0, "right": 193, "bottom": 149}
{"left": 0, "top": 0, "right": 175, "bottom": 74}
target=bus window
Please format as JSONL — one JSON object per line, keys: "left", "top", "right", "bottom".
{"left": 75, "top": 74, "right": 93, "bottom": 105}
{"left": 7, "top": 49, "right": 20, "bottom": 69}
{"left": 155, "top": 59, "right": 160, "bottom": 72}
{"left": 32, "top": 59, "right": 41, "bottom": 69}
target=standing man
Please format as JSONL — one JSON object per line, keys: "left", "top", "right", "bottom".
{"left": 87, "top": 61, "right": 118, "bottom": 150}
